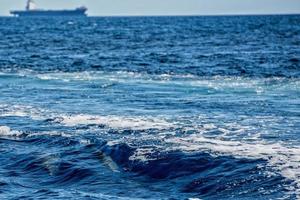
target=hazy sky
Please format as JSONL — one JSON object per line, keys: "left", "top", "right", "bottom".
{"left": 1, "top": 0, "right": 300, "bottom": 16}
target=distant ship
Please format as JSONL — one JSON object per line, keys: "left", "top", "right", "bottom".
{"left": 10, "top": 0, "right": 87, "bottom": 17}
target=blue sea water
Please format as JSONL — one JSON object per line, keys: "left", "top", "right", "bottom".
{"left": 0, "top": 15, "right": 299, "bottom": 199}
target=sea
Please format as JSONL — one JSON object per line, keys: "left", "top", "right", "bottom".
{"left": 0, "top": 15, "right": 299, "bottom": 200}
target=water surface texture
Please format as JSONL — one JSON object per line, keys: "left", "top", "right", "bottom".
{"left": 0, "top": 15, "right": 300, "bottom": 199}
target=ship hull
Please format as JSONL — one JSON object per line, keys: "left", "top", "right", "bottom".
{"left": 10, "top": 9, "right": 87, "bottom": 17}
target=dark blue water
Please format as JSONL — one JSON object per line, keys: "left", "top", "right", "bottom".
{"left": 0, "top": 15, "right": 299, "bottom": 199}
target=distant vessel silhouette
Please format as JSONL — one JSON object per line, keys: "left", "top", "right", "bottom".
{"left": 10, "top": 0, "right": 87, "bottom": 17}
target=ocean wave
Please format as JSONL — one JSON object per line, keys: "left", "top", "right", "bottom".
{"left": 0, "top": 123, "right": 298, "bottom": 198}
{"left": 28, "top": 71, "right": 300, "bottom": 96}
{"left": 100, "top": 142, "right": 294, "bottom": 199}
{"left": 165, "top": 135, "right": 300, "bottom": 196}
{"left": 1, "top": 71, "right": 299, "bottom": 102}
{"left": 2, "top": 70, "right": 299, "bottom": 83}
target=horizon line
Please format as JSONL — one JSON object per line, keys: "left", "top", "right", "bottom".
{"left": 1, "top": 12, "right": 300, "bottom": 17}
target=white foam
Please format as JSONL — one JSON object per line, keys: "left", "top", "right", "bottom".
{"left": 60, "top": 114, "right": 172, "bottom": 130}
{"left": 30, "top": 131, "right": 71, "bottom": 138}
{"left": 0, "top": 126, "right": 22, "bottom": 137}
{"left": 129, "top": 147, "right": 158, "bottom": 162}
{"left": 0, "top": 103, "right": 173, "bottom": 131}
{"left": 32, "top": 71, "right": 194, "bottom": 83}
{"left": 0, "top": 104, "right": 46, "bottom": 120}
{"left": 35, "top": 71, "right": 106, "bottom": 82}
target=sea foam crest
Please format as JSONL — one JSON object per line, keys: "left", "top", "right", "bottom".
{"left": 60, "top": 114, "right": 172, "bottom": 130}
{"left": 0, "top": 126, "right": 22, "bottom": 137}
{"left": 0, "top": 103, "right": 172, "bottom": 131}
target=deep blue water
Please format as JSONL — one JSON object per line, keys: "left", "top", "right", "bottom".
{"left": 0, "top": 15, "right": 299, "bottom": 199}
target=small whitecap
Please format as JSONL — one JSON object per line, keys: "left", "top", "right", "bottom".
{"left": 0, "top": 126, "right": 22, "bottom": 137}
{"left": 59, "top": 114, "right": 173, "bottom": 130}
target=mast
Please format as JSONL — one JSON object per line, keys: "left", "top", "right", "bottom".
{"left": 26, "top": 0, "right": 36, "bottom": 10}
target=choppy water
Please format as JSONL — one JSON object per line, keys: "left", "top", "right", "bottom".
{"left": 0, "top": 15, "right": 299, "bottom": 199}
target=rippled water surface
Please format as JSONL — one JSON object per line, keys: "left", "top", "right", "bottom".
{"left": 0, "top": 15, "right": 299, "bottom": 199}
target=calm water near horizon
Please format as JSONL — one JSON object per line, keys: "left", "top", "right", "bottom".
{"left": 0, "top": 15, "right": 299, "bottom": 199}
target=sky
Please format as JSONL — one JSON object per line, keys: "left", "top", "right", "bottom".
{"left": 1, "top": 0, "right": 300, "bottom": 16}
